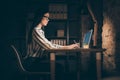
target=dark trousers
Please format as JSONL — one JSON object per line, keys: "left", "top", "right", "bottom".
{"left": 24, "top": 57, "right": 64, "bottom": 80}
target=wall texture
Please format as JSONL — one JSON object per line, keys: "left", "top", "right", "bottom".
{"left": 102, "top": 0, "right": 120, "bottom": 74}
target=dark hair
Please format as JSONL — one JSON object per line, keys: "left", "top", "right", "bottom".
{"left": 27, "top": 8, "right": 49, "bottom": 44}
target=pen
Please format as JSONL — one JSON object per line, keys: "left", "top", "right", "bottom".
{"left": 73, "top": 40, "right": 77, "bottom": 44}
{"left": 73, "top": 40, "right": 80, "bottom": 48}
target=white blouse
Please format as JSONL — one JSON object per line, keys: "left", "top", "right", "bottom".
{"left": 26, "top": 28, "right": 62, "bottom": 58}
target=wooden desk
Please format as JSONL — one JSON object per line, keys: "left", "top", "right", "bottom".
{"left": 46, "top": 48, "right": 106, "bottom": 80}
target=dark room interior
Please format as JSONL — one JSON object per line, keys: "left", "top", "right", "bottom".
{"left": 1, "top": 0, "right": 120, "bottom": 80}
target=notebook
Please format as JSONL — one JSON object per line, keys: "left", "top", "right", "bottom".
{"left": 82, "top": 29, "right": 93, "bottom": 48}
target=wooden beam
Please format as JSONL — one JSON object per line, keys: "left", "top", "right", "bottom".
{"left": 87, "top": 2, "right": 98, "bottom": 46}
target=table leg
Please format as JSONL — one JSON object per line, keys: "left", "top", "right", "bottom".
{"left": 96, "top": 52, "right": 102, "bottom": 80}
{"left": 50, "top": 53, "right": 55, "bottom": 80}
{"left": 76, "top": 52, "right": 81, "bottom": 80}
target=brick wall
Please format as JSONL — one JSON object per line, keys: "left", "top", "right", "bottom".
{"left": 102, "top": 0, "right": 120, "bottom": 73}
{"left": 102, "top": 16, "right": 116, "bottom": 72}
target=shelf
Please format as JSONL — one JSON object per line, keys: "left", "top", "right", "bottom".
{"left": 49, "top": 3, "right": 67, "bottom": 19}
{"left": 45, "top": 1, "right": 81, "bottom": 45}
{"left": 50, "top": 19, "right": 67, "bottom": 22}
{"left": 47, "top": 36, "right": 67, "bottom": 39}
{"left": 49, "top": 0, "right": 66, "bottom": 3}
{"left": 69, "top": 37, "right": 80, "bottom": 39}
{"left": 50, "top": 19, "right": 80, "bottom": 22}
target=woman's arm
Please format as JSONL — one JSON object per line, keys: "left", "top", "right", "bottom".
{"left": 33, "top": 28, "right": 79, "bottom": 49}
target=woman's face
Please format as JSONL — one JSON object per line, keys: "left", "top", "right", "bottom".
{"left": 41, "top": 12, "right": 50, "bottom": 27}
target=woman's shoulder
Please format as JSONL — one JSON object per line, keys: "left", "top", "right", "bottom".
{"left": 34, "top": 27, "right": 42, "bottom": 30}
{"left": 33, "top": 28, "right": 44, "bottom": 35}
{"left": 34, "top": 27, "right": 43, "bottom": 31}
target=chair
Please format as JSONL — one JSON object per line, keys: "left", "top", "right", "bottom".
{"left": 10, "top": 45, "right": 50, "bottom": 80}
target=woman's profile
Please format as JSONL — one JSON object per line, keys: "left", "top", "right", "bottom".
{"left": 25, "top": 8, "right": 79, "bottom": 80}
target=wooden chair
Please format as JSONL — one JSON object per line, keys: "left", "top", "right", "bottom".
{"left": 10, "top": 45, "right": 50, "bottom": 80}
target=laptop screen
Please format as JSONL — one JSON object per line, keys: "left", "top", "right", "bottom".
{"left": 82, "top": 29, "right": 93, "bottom": 48}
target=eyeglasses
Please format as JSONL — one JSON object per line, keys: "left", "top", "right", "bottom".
{"left": 43, "top": 16, "right": 50, "bottom": 21}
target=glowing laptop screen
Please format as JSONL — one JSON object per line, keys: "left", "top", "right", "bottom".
{"left": 82, "top": 29, "right": 93, "bottom": 48}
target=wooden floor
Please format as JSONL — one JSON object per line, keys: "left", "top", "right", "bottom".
{"left": 102, "top": 71, "right": 120, "bottom": 80}
{"left": 103, "top": 76, "right": 120, "bottom": 80}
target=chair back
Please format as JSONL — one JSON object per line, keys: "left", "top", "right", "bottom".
{"left": 11, "top": 45, "right": 26, "bottom": 72}
{"left": 11, "top": 45, "right": 51, "bottom": 80}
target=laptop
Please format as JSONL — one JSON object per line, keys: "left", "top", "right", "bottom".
{"left": 82, "top": 29, "right": 93, "bottom": 48}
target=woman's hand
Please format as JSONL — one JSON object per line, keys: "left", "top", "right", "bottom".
{"left": 68, "top": 43, "right": 80, "bottom": 49}
{"left": 60, "top": 43, "right": 80, "bottom": 49}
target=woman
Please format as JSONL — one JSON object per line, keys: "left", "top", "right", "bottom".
{"left": 25, "top": 9, "right": 79, "bottom": 80}
{"left": 26, "top": 9, "right": 79, "bottom": 58}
